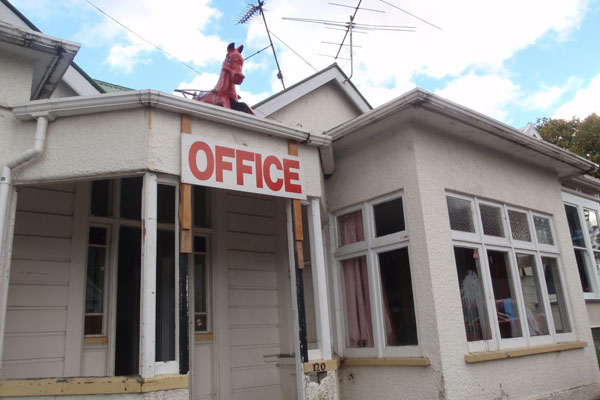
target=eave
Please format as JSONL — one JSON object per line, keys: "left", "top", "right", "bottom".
{"left": 12, "top": 90, "right": 332, "bottom": 148}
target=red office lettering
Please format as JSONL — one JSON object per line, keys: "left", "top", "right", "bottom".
{"left": 255, "top": 153, "right": 263, "bottom": 188}
{"left": 188, "top": 141, "right": 214, "bottom": 181}
{"left": 264, "top": 155, "right": 283, "bottom": 191}
{"left": 215, "top": 145, "right": 235, "bottom": 183}
{"left": 236, "top": 149, "right": 254, "bottom": 186}
{"left": 283, "top": 158, "right": 302, "bottom": 194}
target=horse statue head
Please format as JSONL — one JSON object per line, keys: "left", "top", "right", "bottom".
{"left": 196, "top": 42, "right": 254, "bottom": 114}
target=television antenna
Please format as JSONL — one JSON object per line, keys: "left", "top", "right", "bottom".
{"left": 283, "top": 0, "right": 440, "bottom": 81}
{"left": 237, "top": 1, "right": 286, "bottom": 89}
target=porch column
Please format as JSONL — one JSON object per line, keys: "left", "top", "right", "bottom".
{"left": 140, "top": 172, "right": 157, "bottom": 378}
{"left": 308, "top": 198, "right": 332, "bottom": 360}
{"left": 0, "top": 187, "right": 17, "bottom": 379}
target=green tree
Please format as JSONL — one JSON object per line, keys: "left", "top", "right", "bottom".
{"left": 536, "top": 113, "right": 600, "bottom": 179}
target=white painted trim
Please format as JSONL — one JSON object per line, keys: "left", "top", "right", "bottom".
{"left": 308, "top": 198, "right": 332, "bottom": 360}
{"left": 64, "top": 181, "right": 91, "bottom": 376}
{"left": 140, "top": 173, "right": 157, "bottom": 378}
{"left": 62, "top": 66, "right": 100, "bottom": 96}
{"left": 286, "top": 200, "right": 306, "bottom": 400}
{"left": 254, "top": 66, "right": 371, "bottom": 117}
{"left": 12, "top": 91, "right": 331, "bottom": 148}
{"left": 0, "top": 187, "right": 17, "bottom": 379}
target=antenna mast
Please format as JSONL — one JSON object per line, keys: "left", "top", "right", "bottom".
{"left": 238, "top": 1, "right": 286, "bottom": 89}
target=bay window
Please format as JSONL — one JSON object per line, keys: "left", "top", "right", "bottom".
{"left": 563, "top": 192, "right": 600, "bottom": 297}
{"left": 447, "top": 193, "right": 573, "bottom": 352}
{"left": 334, "top": 193, "right": 418, "bottom": 357}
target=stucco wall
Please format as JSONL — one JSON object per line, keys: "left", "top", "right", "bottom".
{"left": 325, "top": 126, "right": 445, "bottom": 400}
{"left": 0, "top": 50, "right": 33, "bottom": 105}
{"left": 6, "top": 109, "right": 150, "bottom": 184}
{"left": 325, "top": 118, "right": 600, "bottom": 400}
{"left": 268, "top": 82, "right": 362, "bottom": 133}
{"left": 410, "top": 121, "right": 600, "bottom": 400}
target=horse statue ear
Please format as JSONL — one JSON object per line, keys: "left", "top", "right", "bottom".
{"left": 237, "top": 45, "right": 244, "bottom": 54}
{"left": 227, "top": 42, "right": 235, "bottom": 52}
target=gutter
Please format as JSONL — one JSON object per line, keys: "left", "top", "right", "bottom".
{"left": 327, "top": 88, "right": 596, "bottom": 175}
{"left": 12, "top": 90, "right": 332, "bottom": 148}
{"left": 0, "top": 115, "right": 49, "bottom": 379}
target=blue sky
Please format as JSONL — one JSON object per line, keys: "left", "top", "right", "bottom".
{"left": 9, "top": 0, "right": 600, "bottom": 129}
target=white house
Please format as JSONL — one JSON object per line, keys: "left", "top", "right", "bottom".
{"left": 1, "top": 1, "right": 600, "bottom": 399}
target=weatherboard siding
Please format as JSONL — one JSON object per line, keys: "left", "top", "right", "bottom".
{"left": 3, "top": 184, "right": 76, "bottom": 379}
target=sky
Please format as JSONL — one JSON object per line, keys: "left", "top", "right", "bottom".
{"left": 9, "top": 0, "right": 600, "bottom": 129}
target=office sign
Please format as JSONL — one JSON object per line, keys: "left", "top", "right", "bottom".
{"left": 182, "top": 135, "right": 305, "bottom": 199}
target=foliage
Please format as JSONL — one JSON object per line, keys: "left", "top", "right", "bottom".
{"left": 536, "top": 113, "right": 600, "bottom": 179}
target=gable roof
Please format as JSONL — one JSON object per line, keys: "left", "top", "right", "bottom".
{"left": 253, "top": 63, "right": 371, "bottom": 117}
{"left": 0, "top": 0, "right": 104, "bottom": 95}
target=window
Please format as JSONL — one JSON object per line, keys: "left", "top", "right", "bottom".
{"left": 447, "top": 193, "right": 573, "bottom": 352}
{"left": 85, "top": 226, "right": 109, "bottom": 335}
{"left": 192, "top": 186, "right": 212, "bottom": 337}
{"left": 563, "top": 192, "right": 600, "bottom": 298}
{"left": 334, "top": 193, "right": 418, "bottom": 357}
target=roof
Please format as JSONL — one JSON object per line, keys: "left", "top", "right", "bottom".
{"left": 94, "top": 80, "right": 133, "bottom": 93}
{"left": 0, "top": 0, "right": 104, "bottom": 95}
{"left": 327, "top": 87, "right": 597, "bottom": 179}
{"left": 253, "top": 63, "right": 371, "bottom": 117}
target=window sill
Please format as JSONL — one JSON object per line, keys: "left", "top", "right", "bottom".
{"left": 83, "top": 336, "right": 108, "bottom": 345}
{"left": 0, "top": 374, "right": 189, "bottom": 397}
{"left": 341, "top": 357, "right": 430, "bottom": 367}
{"left": 465, "top": 341, "right": 587, "bottom": 363}
{"left": 194, "top": 333, "right": 214, "bottom": 342}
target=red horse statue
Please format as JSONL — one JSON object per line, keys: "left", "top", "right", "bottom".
{"left": 195, "top": 42, "right": 254, "bottom": 115}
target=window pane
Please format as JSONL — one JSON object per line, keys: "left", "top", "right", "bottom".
{"left": 446, "top": 196, "right": 475, "bottom": 233}
{"left": 89, "top": 227, "right": 107, "bottom": 246}
{"left": 378, "top": 248, "right": 417, "bottom": 346}
{"left": 516, "top": 254, "right": 549, "bottom": 336}
{"left": 84, "top": 315, "right": 103, "bottom": 335}
{"left": 120, "top": 177, "right": 143, "bottom": 220}
{"left": 542, "top": 257, "right": 571, "bottom": 333}
{"left": 156, "top": 230, "right": 175, "bottom": 361}
{"left": 565, "top": 205, "right": 585, "bottom": 247}
{"left": 480, "top": 204, "right": 505, "bottom": 237}
{"left": 337, "top": 210, "right": 364, "bottom": 246}
{"left": 533, "top": 215, "right": 554, "bottom": 246}
{"left": 374, "top": 198, "right": 405, "bottom": 237}
{"left": 508, "top": 210, "right": 531, "bottom": 242}
{"left": 574, "top": 249, "right": 592, "bottom": 293}
{"left": 91, "top": 180, "right": 112, "bottom": 217}
{"left": 584, "top": 208, "right": 600, "bottom": 251}
{"left": 341, "top": 256, "right": 373, "bottom": 348}
{"left": 193, "top": 185, "right": 211, "bottom": 228}
{"left": 454, "top": 247, "right": 492, "bottom": 341}
{"left": 86, "top": 246, "right": 106, "bottom": 314}
{"left": 487, "top": 250, "right": 522, "bottom": 339}
{"left": 194, "top": 251, "right": 207, "bottom": 332}
{"left": 157, "top": 184, "right": 175, "bottom": 224}
{"left": 194, "top": 236, "right": 207, "bottom": 253}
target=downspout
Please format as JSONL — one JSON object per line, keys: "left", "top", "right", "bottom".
{"left": 0, "top": 115, "right": 49, "bottom": 379}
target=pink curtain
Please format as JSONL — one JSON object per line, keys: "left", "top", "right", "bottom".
{"left": 342, "top": 256, "right": 374, "bottom": 347}
{"left": 337, "top": 210, "right": 364, "bottom": 246}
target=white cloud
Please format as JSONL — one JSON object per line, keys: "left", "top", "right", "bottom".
{"left": 522, "top": 77, "right": 583, "bottom": 111}
{"left": 435, "top": 72, "right": 521, "bottom": 121}
{"left": 553, "top": 73, "right": 600, "bottom": 119}
{"left": 241, "top": 0, "right": 592, "bottom": 119}
{"left": 75, "top": 0, "right": 228, "bottom": 72}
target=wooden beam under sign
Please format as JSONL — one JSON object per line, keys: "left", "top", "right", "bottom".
{"left": 180, "top": 114, "right": 193, "bottom": 254}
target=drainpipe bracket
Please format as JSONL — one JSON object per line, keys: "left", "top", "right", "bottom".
{"left": 31, "top": 112, "right": 55, "bottom": 121}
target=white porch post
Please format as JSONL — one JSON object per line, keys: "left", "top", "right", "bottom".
{"left": 0, "top": 187, "right": 17, "bottom": 379}
{"left": 308, "top": 198, "right": 332, "bottom": 360}
{"left": 140, "top": 172, "right": 157, "bottom": 378}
